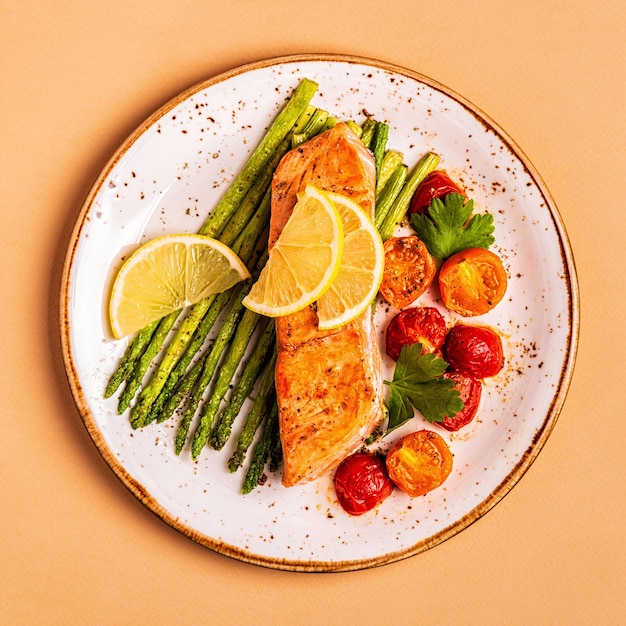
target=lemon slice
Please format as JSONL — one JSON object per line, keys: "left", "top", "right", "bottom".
{"left": 242, "top": 184, "right": 343, "bottom": 317}
{"left": 316, "top": 192, "right": 385, "bottom": 329}
{"left": 109, "top": 234, "right": 250, "bottom": 339}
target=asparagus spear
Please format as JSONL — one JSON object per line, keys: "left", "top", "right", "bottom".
{"left": 104, "top": 320, "right": 158, "bottom": 398}
{"left": 360, "top": 118, "right": 376, "bottom": 148}
{"left": 227, "top": 350, "right": 277, "bottom": 472}
{"left": 290, "top": 108, "right": 328, "bottom": 148}
{"left": 374, "top": 163, "right": 408, "bottom": 230}
{"left": 268, "top": 408, "right": 283, "bottom": 473}
{"left": 344, "top": 120, "right": 362, "bottom": 138}
{"left": 241, "top": 402, "right": 279, "bottom": 495}
{"left": 376, "top": 149, "right": 404, "bottom": 195}
{"left": 118, "top": 311, "right": 180, "bottom": 414}
{"left": 378, "top": 152, "right": 440, "bottom": 241}
{"left": 371, "top": 121, "right": 389, "bottom": 178}
{"left": 211, "top": 320, "right": 276, "bottom": 450}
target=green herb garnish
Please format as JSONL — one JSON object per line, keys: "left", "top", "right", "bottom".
{"left": 410, "top": 192, "right": 495, "bottom": 259}
{"left": 384, "top": 343, "right": 464, "bottom": 433}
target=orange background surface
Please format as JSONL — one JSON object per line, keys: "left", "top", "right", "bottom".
{"left": 2, "top": 1, "right": 624, "bottom": 624}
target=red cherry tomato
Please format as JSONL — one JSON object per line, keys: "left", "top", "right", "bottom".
{"left": 385, "top": 430, "right": 453, "bottom": 497}
{"left": 443, "top": 324, "right": 504, "bottom": 378}
{"left": 438, "top": 371, "right": 482, "bottom": 431}
{"left": 409, "top": 170, "right": 465, "bottom": 215}
{"left": 334, "top": 453, "right": 394, "bottom": 515}
{"left": 438, "top": 247, "right": 508, "bottom": 317}
{"left": 385, "top": 306, "right": 447, "bottom": 362}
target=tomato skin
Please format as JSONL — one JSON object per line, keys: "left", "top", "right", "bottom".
{"left": 379, "top": 236, "right": 436, "bottom": 309}
{"left": 386, "top": 430, "right": 453, "bottom": 497}
{"left": 438, "top": 371, "right": 482, "bottom": 431}
{"left": 409, "top": 170, "right": 465, "bottom": 216}
{"left": 334, "top": 453, "right": 394, "bottom": 515}
{"left": 438, "top": 247, "right": 508, "bottom": 317}
{"left": 443, "top": 324, "right": 504, "bottom": 378}
{"left": 385, "top": 306, "right": 447, "bottom": 362}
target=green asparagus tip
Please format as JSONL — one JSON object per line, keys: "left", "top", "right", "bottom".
{"left": 227, "top": 452, "right": 244, "bottom": 473}
{"left": 211, "top": 432, "right": 227, "bottom": 451}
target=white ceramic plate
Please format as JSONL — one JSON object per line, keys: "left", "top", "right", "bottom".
{"left": 60, "top": 54, "right": 579, "bottom": 572}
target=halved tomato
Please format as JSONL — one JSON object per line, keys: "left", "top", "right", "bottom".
{"left": 438, "top": 371, "right": 482, "bottom": 431}
{"left": 385, "top": 306, "right": 447, "bottom": 361}
{"left": 385, "top": 430, "right": 453, "bottom": 497}
{"left": 438, "top": 247, "right": 507, "bottom": 317}
{"left": 379, "top": 236, "right": 436, "bottom": 309}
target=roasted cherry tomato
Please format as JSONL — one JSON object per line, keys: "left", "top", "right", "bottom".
{"left": 385, "top": 306, "right": 447, "bottom": 361}
{"left": 386, "top": 430, "right": 453, "bottom": 497}
{"left": 438, "top": 371, "right": 482, "bottom": 431}
{"left": 334, "top": 453, "right": 394, "bottom": 515}
{"left": 438, "top": 247, "right": 508, "bottom": 317}
{"left": 379, "top": 236, "right": 436, "bottom": 309}
{"left": 409, "top": 170, "right": 465, "bottom": 215}
{"left": 443, "top": 324, "right": 504, "bottom": 378}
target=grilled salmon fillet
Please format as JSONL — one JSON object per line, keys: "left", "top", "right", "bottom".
{"left": 270, "top": 122, "right": 384, "bottom": 487}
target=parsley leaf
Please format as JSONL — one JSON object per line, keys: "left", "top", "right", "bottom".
{"left": 384, "top": 343, "right": 464, "bottom": 433}
{"left": 410, "top": 192, "right": 495, "bottom": 259}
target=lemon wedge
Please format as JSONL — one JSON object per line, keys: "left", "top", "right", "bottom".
{"left": 242, "top": 184, "right": 344, "bottom": 317}
{"left": 316, "top": 192, "right": 385, "bottom": 329}
{"left": 109, "top": 234, "right": 250, "bottom": 339}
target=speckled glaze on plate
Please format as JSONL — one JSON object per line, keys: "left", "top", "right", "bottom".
{"left": 60, "top": 54, "right": 579, "bottom": 572}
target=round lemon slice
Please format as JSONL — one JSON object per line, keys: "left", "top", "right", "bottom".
{"left": 316, "top": 192, "right": 385, "bottom": 329}
{"left": 109, "top": 234, "right": 250, "bottom": 339}
{"left": 242, "top": 184, "right": 344, "bottom": 317}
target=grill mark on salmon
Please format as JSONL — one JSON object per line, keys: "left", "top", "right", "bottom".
{"left": 269, "top": 122, "right": 384, "bottom": 487}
